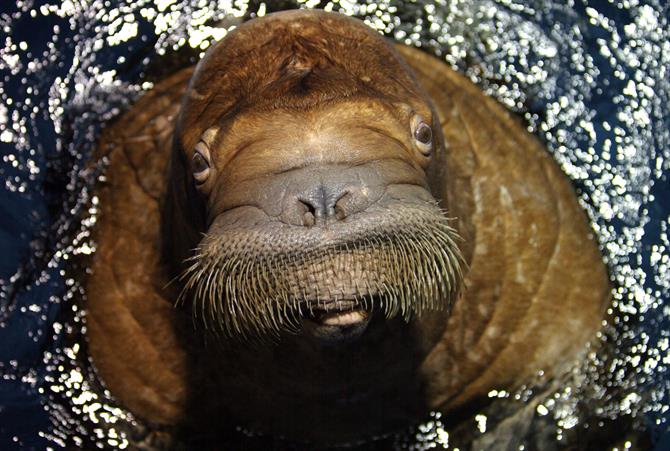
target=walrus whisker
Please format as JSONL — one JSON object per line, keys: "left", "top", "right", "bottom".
{"left": 239, "top": 258, "right": 256, "bottom": 331}
{"left": 203, "top": 265, "right": 217, "bottom": 330}
{"left": 205, "top": 264, "right": 220, "bottom": 331}
{"left": 214, "top": 261, "right": 229, "bottom": 331}
{"left": 175, "top": 260, "right": 199, "bottom": 308}
{"left": 177, "top": 208, "right": 464, "bottom": 338}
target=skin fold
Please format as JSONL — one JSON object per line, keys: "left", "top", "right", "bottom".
{"left": 84, "top": 10, "right": 610, "bottom": 447}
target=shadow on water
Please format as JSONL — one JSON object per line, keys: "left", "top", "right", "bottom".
{"left": 171, "top": 315, "right": 436, "bottom": 450}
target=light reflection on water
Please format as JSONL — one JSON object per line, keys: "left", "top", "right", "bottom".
{"left": 0, "top": 0, "right": 668, "bottom": 449}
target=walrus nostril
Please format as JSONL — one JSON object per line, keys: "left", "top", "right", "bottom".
{"left": 334, "top": 191, "right": 350, "bottom": 221}
{"left": 297, "top": 185, "right": 350, "bottom": 225}
{"left": 297, "top": 199, "right": 317, "bottom": 227}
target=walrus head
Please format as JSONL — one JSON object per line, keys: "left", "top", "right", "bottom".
{"left": 162, "top": 10, "right": 464, "bottom": 342}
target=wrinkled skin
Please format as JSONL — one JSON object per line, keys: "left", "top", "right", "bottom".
{"left": 161, "top": 10, "right": 464, "bottom": 342}
{"left": 171, "top": 102, "right": 463, "bottom": 338}
{"left": 85, "top": 10, "right": 610, "bottom": 448}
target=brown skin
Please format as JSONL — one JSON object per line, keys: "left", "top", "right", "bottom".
{"left": 85, "top": 10, "right": 610, "bottom": 447}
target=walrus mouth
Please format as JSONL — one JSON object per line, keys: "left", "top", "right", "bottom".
{"left": 309, "top": 309, "right": 369, "bottom": 327}
{"left": 178, "top": 203, "right": 464, "bottom": 339}
{"left": 305, "top": 305, "right": 370, "bottom": 326}
{"left": 302, "top": 299, "right": 373, "bottom": 343}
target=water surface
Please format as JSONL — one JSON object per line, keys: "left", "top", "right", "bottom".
{"left": 0, "top": 0, "right": 668, "bottom": 449}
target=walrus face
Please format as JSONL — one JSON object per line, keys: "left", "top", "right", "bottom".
{"left": 166, "top": 11, "right": 464, "bottom": 341}
{"left": 177, "top": 99, "right": 462, "bottom": 340}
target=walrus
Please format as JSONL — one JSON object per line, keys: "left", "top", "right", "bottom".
{"left": 84, "top": 9, "right": 610, "bottom": 447}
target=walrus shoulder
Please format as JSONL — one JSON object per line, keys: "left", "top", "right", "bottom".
{"left": 396, "top": 45, "right": 610, "bottom": 409}
{"left": 85, "top": 67, "right": 193, "bottom": 425}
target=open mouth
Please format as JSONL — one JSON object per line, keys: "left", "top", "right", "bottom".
{"left": 310, "top": 309, "right": 370, "bottom": 326}
{"left": 301, "top": 300, "right": 374, "bottom": 343}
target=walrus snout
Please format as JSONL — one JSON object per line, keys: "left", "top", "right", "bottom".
{"left": 180, "top": 202, "right": 464, "bottom": 338}
{"left": 276, "top": 164, "right": 390, "bottom": 227}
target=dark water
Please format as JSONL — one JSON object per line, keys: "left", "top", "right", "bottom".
{"left": 0, "top": 0, "right": 668, "bottom": 449}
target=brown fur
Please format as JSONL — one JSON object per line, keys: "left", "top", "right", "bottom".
{"left": 85, "top": 10, "right": 610, "bottom": 446}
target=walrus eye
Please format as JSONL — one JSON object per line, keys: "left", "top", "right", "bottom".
{"left": 415, "top": 123, "right": 432, "bottom": 145}
{"left": 191, "top": 147, "right": 210, "bottom": 184}
{"left": 411, "top": 115, "right": 433, "bottom": 157}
